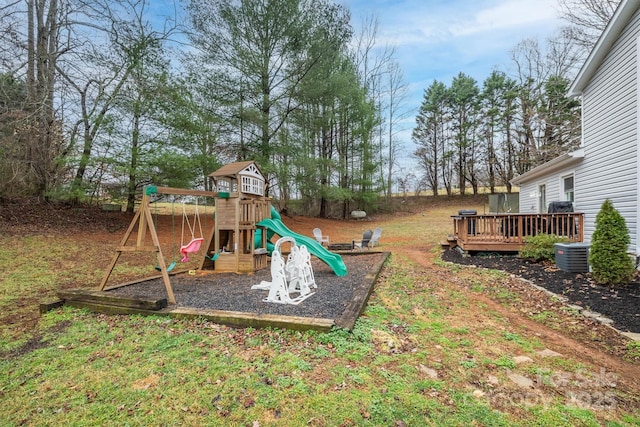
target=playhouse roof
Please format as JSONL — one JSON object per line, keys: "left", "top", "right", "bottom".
{"left": 209, "top": 161, "right": 265, "bottom": 180}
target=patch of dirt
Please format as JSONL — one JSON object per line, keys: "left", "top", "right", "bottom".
{"left": 402, "top": 245, "right": 640, "bottom": 398}
{"left": 441, "top": 249, "right": 640, "bottom": 334}
{"left": 0, "top": 197, "right": 132, "bottom": 235}
{"left": 0, "top": 321, "right": 71, "bottom": 360}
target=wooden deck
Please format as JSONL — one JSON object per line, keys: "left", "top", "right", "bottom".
{"left": 448, "top": 212, "right": 584, "bottom": 252}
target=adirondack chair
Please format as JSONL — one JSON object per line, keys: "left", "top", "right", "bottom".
{"left": 370, "top": 227, "right": 382, "bottom": 247}
{"left": 353, "top": 229, "right": 373, "bottom": 251}
{"left": 313, "top": 228, "right": 329, "bottom": 246}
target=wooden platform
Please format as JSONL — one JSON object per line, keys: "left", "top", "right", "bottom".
{"left": 46, "top": 252, "right": 389, "bottom": 332}
{"left": 451, "top": 212, "right": 584, "bottom": 252}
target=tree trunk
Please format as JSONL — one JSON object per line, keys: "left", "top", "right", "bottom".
{"left": 127, "top": 109, "right": 141, "bottom": 213}
{"left": 24, "top": 0, "right": 61, "bottom": 196}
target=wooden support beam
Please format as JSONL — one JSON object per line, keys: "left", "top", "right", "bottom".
{"left": 39, "top": 298, "right": 64, "bottom": 314}
{"left": 58, "top": 289, "right": 168, "bottom": 311}
{"left": 101, "top": 270, "right": 189, "bottom": 291}
{"left": 151, "top": 186, "right": 218, "bottom": 198}
{"left": 137, "top": 190, "right": 151, "bottom": 246}
{"left": 170, "top": 308, "right": 334, "bottom": 332}
{"left": 335, "top": 252, "right": 389, "bottom": 330}
{"left": 116, "top": 246, "right": 159, "bottom": 252}
{"left": 142, "top": 201, "right": 175, "bottom": 304}
{"left": 99, "top": 208, "right": 143, "bottom": 291}
{"left": 64, "top": 300, "right": 171, "bottom": 317}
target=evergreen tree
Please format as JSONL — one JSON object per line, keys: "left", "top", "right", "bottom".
{"left": 449, "top": 72, "right": 480, "bottom": 195}
{"left": 589, "top": 199, "right": 635, "bottom": 285}
{"left": 538, "top": 75, "right": 581, "bottom": 163}
{"left": 479, "top": 71, "right": 518, "bottom": 194}
{"left": 412, "top": 80, "right": 449, "bottom": 196}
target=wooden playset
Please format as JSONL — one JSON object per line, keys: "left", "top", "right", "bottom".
{"left": 97, "top": 161, "right": 272, "bottom": 303}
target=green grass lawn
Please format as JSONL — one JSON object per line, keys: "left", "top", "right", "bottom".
{"left": 1, "top": 199, "right": 639, "bottom": 426}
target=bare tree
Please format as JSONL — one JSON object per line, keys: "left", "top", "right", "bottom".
{"left": 509, "top": 30, "right": 582, "bottom": 173}
{"left": 24, "top": 0, "right": 66, "bottom": 196}
{"left": 0, "top": 1, "right": 23, "bottom": 71}
{"left": 56, "top": 0, "right": 180, "bottom": 201}
{"left": 350, "top": 14, "right": 394, "bottom": 196}
{"left": 510, "top": 38, "right": 547, "bottom": 172}
{"left": 546, "top": 27, "right": 584, "bottom": 79}
{"left": 351, "top": 15, "right": 394, "bottom": 95}
{"left": 557, "top": 0, "right": 620, "bottom": 53}
{"left": 384, "top": 61, "right": 409, "bottom": 200}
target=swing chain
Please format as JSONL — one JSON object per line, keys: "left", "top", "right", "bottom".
{"left": 181, "top": 199, "right": 204, "bottom": 246}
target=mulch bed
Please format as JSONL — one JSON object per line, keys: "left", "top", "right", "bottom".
{"left": 441, "top": 249, "right": 640, "bottom": 334}
{"left": 108, "top": 253, "right": 386, "bottom": 320}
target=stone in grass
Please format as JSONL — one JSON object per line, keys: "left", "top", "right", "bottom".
{"left": 536, "top": 348, "right": 563, "bottom": 358}
{"left": 513, "top": 355, "right": 534, "bottom": 364}
{"left": 350, "top": 210, "right": 366, "bottom": 219}
{"left": 508, "top": 373, "right": 534, "bottom": 389}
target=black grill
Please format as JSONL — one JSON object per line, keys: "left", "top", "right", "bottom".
{"left": 548, "top": 201, "right": 574, "bottom": 213}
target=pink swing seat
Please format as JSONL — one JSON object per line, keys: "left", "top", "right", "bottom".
{"left": 180, "top": 237, "right": 204, "bottom": 262}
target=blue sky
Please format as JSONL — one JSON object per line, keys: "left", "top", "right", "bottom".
{"left": 341, "top": 0, "right": 564, "bottom": 169}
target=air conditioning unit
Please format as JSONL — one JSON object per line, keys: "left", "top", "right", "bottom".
{"left": 555, "top": 242, "right": 590, "bottom": 273}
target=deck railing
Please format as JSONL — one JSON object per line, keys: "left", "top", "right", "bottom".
{"left": 452, "top": 212, "right": 584, "bottom": 252}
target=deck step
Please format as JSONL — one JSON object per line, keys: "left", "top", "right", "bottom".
{"left": 441, "top": 240, "right": 457, "bottom": 249}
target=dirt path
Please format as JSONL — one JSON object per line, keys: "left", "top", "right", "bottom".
{"left": 405, "top": 243, "right": 626, "bottom": 360}
{"left": 400, "top": 244, "right": 640, "bottom": 394}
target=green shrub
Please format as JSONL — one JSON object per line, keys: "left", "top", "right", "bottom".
{"left": 589, "top": 199, "right": 635, "bottom": 285}
{"left": 519, "top": 234, "right": 569, "bottom": 262}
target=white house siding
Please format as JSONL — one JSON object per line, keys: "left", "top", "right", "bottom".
{"left": 578, "top": 8, "right": 640, "bottom": 251}
{"left": 517, "top": 167, "right": 578, "bottom": 214}
{"left": 518, "top": 181, "right": 538, "bottom": 213}
{"left": 546, "top": 174, "right": 562, "bottom": 208}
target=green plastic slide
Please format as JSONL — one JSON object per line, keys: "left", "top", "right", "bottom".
{"left": 257, "top": 207, "right": 347, "bottom": 276}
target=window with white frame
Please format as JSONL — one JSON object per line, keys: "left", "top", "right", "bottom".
{"left": 241, "top": 175, "right": 264, "bottom": 196}
{"left": 562, "top": 174, "right": 574, "bottom": 202}
{"left": 216, "top": 179, "right": 231, "bottom": 192}
{"left": 538, "top": 184, "right": 546, "bottom": 213}
{"left": 238, "top": 163, "right": 265, "bottom": 196}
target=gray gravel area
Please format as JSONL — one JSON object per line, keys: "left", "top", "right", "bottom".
{"left": 109, "top": 253, "right": 385, "bottom": 319}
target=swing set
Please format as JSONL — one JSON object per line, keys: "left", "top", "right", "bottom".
{"left": 98, "top": 161, "right": 273, "bottom": 305}
{"left": 179, "top": 200, "right": 204, "bottom": 262}
{"left": 153, "top": 198, "right": 205, "bottom": 272}
{"left": 98, "top": 185, "right": 216, "bottom": 304}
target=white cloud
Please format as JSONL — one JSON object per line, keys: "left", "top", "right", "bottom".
{"left": 451, "top": 0, "right": 559, "bottom": 37}
{"left": 343, "top": 0, "right": 564, "bottom": 162}
{"left": 351, "top": 0, "right": 560, "bottom": 48}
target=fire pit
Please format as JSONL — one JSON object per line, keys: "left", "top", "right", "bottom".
{"left": 328, "top": 242, "right": 354, "bottom": 251}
